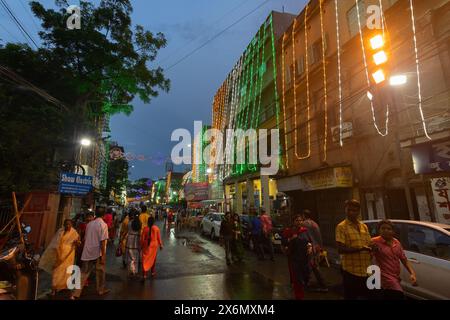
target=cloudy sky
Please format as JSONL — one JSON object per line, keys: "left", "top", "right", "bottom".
{"left": 1, "top": 0, "right": 307, "bottom": 181}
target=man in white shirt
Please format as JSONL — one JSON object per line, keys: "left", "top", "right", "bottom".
{"left": 71, "top": 209, "right": 110, "bottom": 299}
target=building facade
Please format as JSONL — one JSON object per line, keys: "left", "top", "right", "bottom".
{"left": 210, "top": 11, "right": 296, "bottom": 214}
{"left": 275, "top": 0, "right": 450, "bottom": 245}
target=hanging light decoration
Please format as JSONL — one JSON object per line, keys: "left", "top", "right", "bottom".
{"left": 319, "top": 0, "right": 329, "bottom": 161}
{"left": 355, "top": 0, "right": 389, "bottom": 137}
{"left": 281, "top": 32, "right": 290, "bottom": 169}
{"left": 409, "top": 0, "right": 431, "bottom": 140}
{"left": 334, "top": 0, "right": 344, "bottom": 147}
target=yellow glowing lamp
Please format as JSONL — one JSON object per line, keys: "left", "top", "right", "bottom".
{"left": 372, "top": 69, "right": 386, "bottom": 84}
{"left": 370, "top": 35, "right": 384, "bottom": 50}
{"left": 373, "top": 51, "right": 388, "bottom": 65}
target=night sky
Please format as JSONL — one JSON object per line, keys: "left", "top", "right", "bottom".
{"left": 1, "top": 0, "right": 307, "bottom": 181}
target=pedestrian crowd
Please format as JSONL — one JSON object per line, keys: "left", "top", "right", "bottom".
{"left": 38, "top": 199, "right": 417, "bottom": 300}
{"left": 218, "top": 199, "right": 417, "bottom": 301}
{"left": 39, "top": 204, "right": 164, "bottom": 299}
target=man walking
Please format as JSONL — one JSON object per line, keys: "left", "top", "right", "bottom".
{"left": 336, "top": 200, "right": 374, "bottom": 300}
{"left": 220, "top": 212, "right": 234, "bottom": 265}
{"left": 260, "top": 209, "right": 275, "bottom": 261}
{"left": 301, "top": 209, "right": 328, "bottom": 292}
{"left": 250, "top": 213, "right": 264, "bottom": 260}
{"left": 71, "top": 209, "right": 110, "bottom": 300}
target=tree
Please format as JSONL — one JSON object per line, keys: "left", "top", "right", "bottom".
{"left": 30, "top": 0, "right": 170, "bottom": 117}
{"left": 103, "top": 157, "right": 129, "bottom": 201}
{"left": 0, "top": 0, "right": 169, "bottom": 193}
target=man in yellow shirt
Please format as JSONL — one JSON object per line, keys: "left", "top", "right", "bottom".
{"left": 336, "top": 199, "right": 375, "bottom": 300}
{"left": 139, "top": 205, "right": 150, "bottom": 234}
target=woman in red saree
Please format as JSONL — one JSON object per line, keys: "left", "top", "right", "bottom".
{"left": 141, "top": 217, "right": 163, "bottom": 280}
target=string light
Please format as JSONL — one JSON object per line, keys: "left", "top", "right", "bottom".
{"left": 281, "top": 32, "right": 289, "bottom": 169}
{"left": 303, "top": 3, "right": 312, "bottom": 159}
{"left": 255, "top": 26, "right": 265, "bottom": 171}
{"left": 249, "top": 29, "right": 263, "bottom": 172}
{"left": 319, "top": 0, "right": 329, "bottom": 161}
{"left": 334, "top": 0, "right": 343, "bottom": 147}
{"left": 355, "top": 0, "right": 389, "bottom": 137}
{"left": 225, "top": 58, "right": 241, "bottom": 178}
{"left": 270, "top": 15, "right": 282, "bottom": 170}
{"left": 409, "top": 0, "right": 431, "bottom": 140}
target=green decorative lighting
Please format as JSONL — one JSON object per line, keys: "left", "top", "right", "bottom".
{"left": 269, "top": 14, "right": 282, "bottom": 171}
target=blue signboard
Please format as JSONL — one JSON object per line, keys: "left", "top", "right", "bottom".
{"left": 59, "top": 172, "right": 93, "bottom": 195}
{"left": 412, "top": 140, "right": 450, "bottom": 174}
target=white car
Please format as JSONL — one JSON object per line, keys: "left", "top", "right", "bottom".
{"left": 201, "top": 212, "right": 224, "bottom": 240}
{"left": 364, "top": 219, "right": 450, "bottom": 300}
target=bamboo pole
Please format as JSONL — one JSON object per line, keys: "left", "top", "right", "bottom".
{"left": 0, "top": 194, "right": 32, "bottom": 235}
{"left": 12, "top": 192, "right": 25, "bottom": 246}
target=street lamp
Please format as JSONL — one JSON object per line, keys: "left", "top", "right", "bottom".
{"left": 80, "top": 138, "right": 92, "bottom": 147}
{"left": 390, "top": 74, "right": 407, "bottom": 86}
{"left": 78, "top": 138, "right": 92, "bottom": 173}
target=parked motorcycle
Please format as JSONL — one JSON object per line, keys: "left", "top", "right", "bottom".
{"left": 0, "top": 223, "right": 39, "bottom": 300}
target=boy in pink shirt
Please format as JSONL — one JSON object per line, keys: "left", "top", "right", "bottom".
{"left": 372, "top": 220, "right": 417, "bottom": 300}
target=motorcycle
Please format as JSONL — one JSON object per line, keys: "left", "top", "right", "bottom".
{"left": 0, "top": 223, "right": 40, "bottom": 300}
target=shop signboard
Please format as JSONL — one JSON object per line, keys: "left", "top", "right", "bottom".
{"left": 184, "top": 182, "right": 209, "bottom": 201}
{"left": 430, "top": 177, "right": 450, "bottom": 224}
{"left": 58, "top": 172, "right": 93, "bottom": 196}
{"left": 301, "top": 167, "right": 353, "bottom": 191}
{"left": 412, "top": 140, "right": 450, "bottom": 174}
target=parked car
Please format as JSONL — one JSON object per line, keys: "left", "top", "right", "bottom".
{"left": 363, "top": 219, "right": 450, "bottom": 300}
{"left": 201, "top": 212, "right": 224, "bottom": 240}
{"left": 240, "top": 215, "right": 284, "bottom": 252}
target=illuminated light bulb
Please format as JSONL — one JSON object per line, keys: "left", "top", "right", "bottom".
{"left": 372, "top": 69, "right": 386, "bottom": 84}
{"left": 355, "top": 0, "right": 389, "bottom": 136}
{"left": 370, "top": 35, "right": 384, "bottom": 50}
{"left": 373, "top": 50, "right": 388, "bottom": 65}
{"left": 390, "top": 74, "right": 407, "bottom": 86}
{"left": 367, "top": 91, "right": 374, "bottom": 101}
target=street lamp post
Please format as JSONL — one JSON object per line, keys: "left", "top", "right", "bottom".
{"left": 388, "top": 81, "right": 416, "bottom": 220}
{"left": 78, "top": 138, "right": 92, "bottom": 175}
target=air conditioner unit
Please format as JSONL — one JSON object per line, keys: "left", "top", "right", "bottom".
{"left": 331, "top": 122, "right": 353, "bottom": 143}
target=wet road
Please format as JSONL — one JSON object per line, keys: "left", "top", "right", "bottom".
{"left": 39, "top": 221, "right": 344, "bottom": 300}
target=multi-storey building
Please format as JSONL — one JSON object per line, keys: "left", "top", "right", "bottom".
{"left": 275, "top": 0, "right": 450, "bottom": 245}
{"left": 211, "top": 11, "right": 296, "bottom": 214}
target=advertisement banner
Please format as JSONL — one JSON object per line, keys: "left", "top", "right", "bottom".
{"left": 184, "top": 182, "right": 209, "bottom": 201}
{"left": 430, "top": 177, "right": 450, "bottom": 224}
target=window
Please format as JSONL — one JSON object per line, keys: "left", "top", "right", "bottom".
{"left": 347, "top": 0, "right": 365, "bottom": 38}
{"left": 296, "top": 55, "right": 305, "bottom": 75}
{"left": 406, "top": 225, "right": 450, "bottom": 261}
{"left": 285, "top": 62, "right": 292, "bottom": 85}
{"left": 310, "top": 40, "right": 322, "bottom": 65}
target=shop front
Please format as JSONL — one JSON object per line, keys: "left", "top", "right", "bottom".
{"left": 278, "top": 166, "right": 355, "bottom": 246}
{"left": 410, "top": 139, "right": 450, "bottom": 225}
{"left": 224, "top": 175, "right": 278, "bottom": 214}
